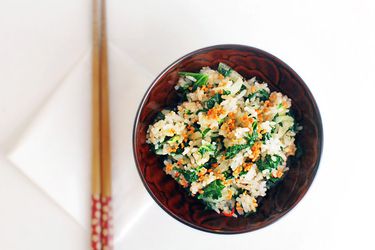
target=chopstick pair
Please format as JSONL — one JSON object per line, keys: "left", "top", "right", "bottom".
{"left": 91, "top": 0, "right": 113, "bottom": 249}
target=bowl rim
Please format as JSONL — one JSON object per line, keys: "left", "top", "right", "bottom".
{"left": 132, "top": 44, "right": 324, "bottom": 234}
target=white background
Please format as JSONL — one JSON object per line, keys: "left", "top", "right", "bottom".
{"left": 1, "top": 0, "right": 374, "bottom": 249}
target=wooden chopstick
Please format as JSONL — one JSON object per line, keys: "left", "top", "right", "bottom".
{"left": 99, "top": 0, "right": 112, "bottom": 202}
{"left": 91, "top": 0, "right": 113, "bottom": 249}
{"left": 91, "top": 0, "right": 102, "bottom": 249}
{"left": 99, "top": 0, "right": 113, "bottom": 249}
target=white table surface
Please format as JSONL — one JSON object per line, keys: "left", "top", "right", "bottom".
{"left": 1, "top": 0, "right": 375, "bottom": 249}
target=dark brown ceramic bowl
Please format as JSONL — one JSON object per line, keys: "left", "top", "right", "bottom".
{"left": 133, "top": 44, "right": 323, "bottom": 234}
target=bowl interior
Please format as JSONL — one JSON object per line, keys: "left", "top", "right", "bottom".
{"left": 133, "top": 45, "right": 323, "bottom": 233}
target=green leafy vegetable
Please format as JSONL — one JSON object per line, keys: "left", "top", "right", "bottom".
{"left": 185, "top": 109, "right": 192, "bottom": 115}
{"left": 205, "top": 91, "right": 231, "bottom": 109}
{"left": 266, "top": 176, "right": 282, "bottom": 188}
{"left": 290, "top": 121, "right": 300, "bottom": 133}
{"left": 176, "top": 85, "right": 190, "bottom": 101}
{"left": 153, "top": 111, "right": 165, "bottom": 122}
{"left": 151, "top": 142, "right": 163, "bottom": 154}
{"left": 225, "top": 121, "right": 258, "bottom": 159}
{"left": 262, "top": 132, "right": 271, "bottom": 142}
{"left": 211, "top": 136, "right": 219, "bottom": 142}
{"left": 239, "top": 170, "right": 248, "bottom": 176}
{"left": 256, "top": 155, "right": 283, "bottom": 171}
{"left": 268, "top": 177, "right": 280, "bottom": 183}
{"left": 222, "top": 170, "right": 232, "bottom": 179}
{"left": 173, "top": 147, "right": 184, "bottom": 155}
{"left": 191, "top": 123, "right": 201, "bottom": 132}
{"left": 247, "top": 88, "right": 270, "bottom": 101}
{"left": 198, "top": 180, "right": 225, "bottom": 200}
{"left": 205, "top": 93, "right": 222, "bottom": 109}
{"left": 245, "top": 121, "right": 258, "bottom": 145}
{"left": 217, "top": 62, "right": 232, "bottom": 77}
{"left": 162, "top": 136, "right": 172, "bottom": 143}
{"left": 225, "top": 144, "right": 249, "bottom": 159}
{"left": 258, "top": 89, "right": 270, "bottom": 101}
{"left": 179, "top": 72, "right": 209, "bottom": 91}
{"left": 167, "top": 135, "right": 180, "bottom": 144}
{"left": 198, "top": 144, "right": 215, "bottom": 155}
{"left": 286, "top": 109, "right": 296, "bottom": 118}
{"left": 271, "top": 126, "right": 276, "bottom": 133}
{"left": 175, "top": 168, "right": 198, "bottom": 183}
{"left": 196, "top": 108, "right": 208, "bottom": 115}
{"left": 193, "top": 75, "right": 209, "bottom": 90}
{"left": 201, "top": 128, "right": 211, "bottom": 138}
{"left": 199, "top": 157, "right": 217, "bottom": 170}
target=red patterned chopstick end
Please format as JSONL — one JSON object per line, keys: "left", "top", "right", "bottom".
{"left": 101, "top": 196, "right": 113, "bottom": 250}
{"left": 91, "top": 195, "right": 101, "bottom": 250}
